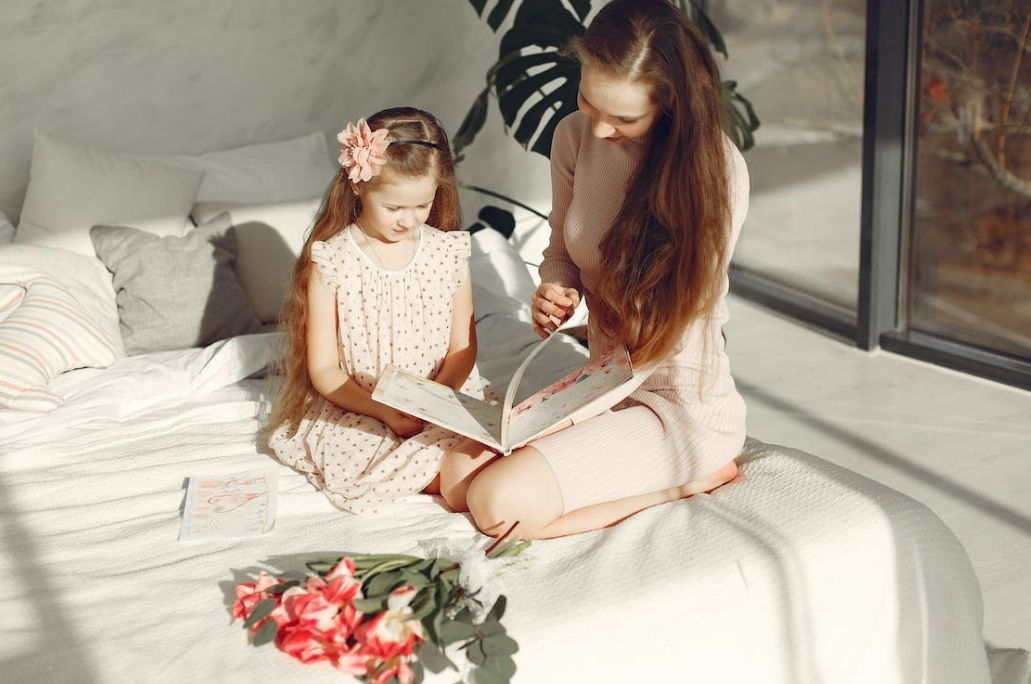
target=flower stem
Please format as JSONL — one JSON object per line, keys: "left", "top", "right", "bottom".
{"left": 484, "top": 520, "right": 521, "bottom": 557}
{"left": 458, "top": 182, "right": 548, "bottom": 220}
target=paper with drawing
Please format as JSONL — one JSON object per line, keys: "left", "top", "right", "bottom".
{"left": 179, "top": 470, "right": 277, "bottom": 540}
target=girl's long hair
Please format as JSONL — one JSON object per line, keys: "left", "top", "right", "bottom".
{"left": 567, "top": 0, "right": 732, "bottom": 367}
{"left": 265, "top": 107, "right": 460, "bottom": 440}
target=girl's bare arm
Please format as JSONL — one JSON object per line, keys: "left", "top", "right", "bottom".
{"left": 433, "top": 266, "right": 478, "bottom": 391}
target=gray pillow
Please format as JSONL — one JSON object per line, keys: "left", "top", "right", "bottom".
{"left": 90, "top": 213, "right": 262, "bottom": 355}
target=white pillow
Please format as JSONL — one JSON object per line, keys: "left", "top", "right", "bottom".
{"left": 15, "top": 129, "right": 205, "bottom": 257}
{"left": 190, "top": 198, "right": 321, "bottom": 323}
{"left": 154, "top": 132, "right": 336, "bottom": 205}
{"left": 0, "top": 208, "right": 14, "bottom": 244}
{"left": 0, "top": 244, "right": 123, "bottom": 356}
{"left": 0, "top": 265, "right": 120, "bottom": 411}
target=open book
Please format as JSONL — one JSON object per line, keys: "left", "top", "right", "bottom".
{"left": 372, "top": 333, "right": 634, "bottom": 455}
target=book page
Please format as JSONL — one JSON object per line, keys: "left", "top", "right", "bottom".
{"left": 179, "top": 470, "right": 277, "bottom": 540}
{"left": 505, "top": 345, "right": 634, "bottom": 450}
{"left": 373, "top": 364, "right": 504, "bottom": 450}
{"left": 499, "top": 330, "right": 560, "bottom": 449}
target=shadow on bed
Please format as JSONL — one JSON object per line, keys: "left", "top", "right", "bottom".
{"left": 0, "top": 474, "right": 100, "bottom": 683}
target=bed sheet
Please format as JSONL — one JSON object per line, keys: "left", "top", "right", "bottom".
{"left": 0, "top": 329, "right": 1001, "bottom": 684}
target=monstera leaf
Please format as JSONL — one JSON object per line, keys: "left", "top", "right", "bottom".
{"left": 456, "top": 0, "right": 760, "bottom": 160}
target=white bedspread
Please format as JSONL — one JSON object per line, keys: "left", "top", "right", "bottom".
{"left": 0, "top": 229, "right": 1020, "bottom": 684}
{"left": 0, "top": 328, "right": 1006, "bottom": 684}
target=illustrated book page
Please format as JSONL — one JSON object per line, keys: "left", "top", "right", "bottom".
{"left": 179, "top": 470, "right": 278, "bottom": 540}
{"left": 373, "top": 332, "right": 633, "bottom": 454}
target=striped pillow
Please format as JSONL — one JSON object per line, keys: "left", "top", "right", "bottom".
{"left": 0, "top": 266, "right": 120, "bottom": 411}
{"left": 0, "top": 284, "right": 25, "bottom": 324}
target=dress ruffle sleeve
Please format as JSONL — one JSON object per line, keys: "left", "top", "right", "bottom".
{"left": 447, "top": 230, "right": 472, "bottom": 288}
{"left": 310, "top": 240, "right": 340, "bottom": 292}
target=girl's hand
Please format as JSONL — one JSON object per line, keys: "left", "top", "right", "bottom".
{"left": 380, "top": 409, "right": 424, "bottom": 438}
{"left": 532, "top": 282, "right": 581, "bottom": 338}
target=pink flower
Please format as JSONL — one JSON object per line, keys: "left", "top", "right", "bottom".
{"left": 279, "top": 626, "right": 334, "bottom": 665}
{"left": 337, "top": 118, "right": 390, "bottom": 183}
{"left": 333, "top": 643, "right": 371, "bottom": 677}
{"left": 285, "top": 590, "right": 340, "bottom": 631}
{"left": 231, "top": 572, "right": 281, "bottom": 622}
{"left": 354, "top": 586, "right": 424, "bottom": 661}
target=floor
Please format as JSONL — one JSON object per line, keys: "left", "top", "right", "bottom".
{"left": 723, "top": 294, "right": 1031, "bottom": 652}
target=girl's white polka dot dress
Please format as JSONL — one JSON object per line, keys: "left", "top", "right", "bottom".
{"left": 268, "top": 225, "right": 483, "bottom": 514}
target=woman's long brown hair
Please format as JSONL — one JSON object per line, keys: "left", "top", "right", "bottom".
{"left": 567, "top": 0, "right": 732, "bottom": 367}
{"left": 265, "top": 107, "right": 461, "bottom": 440}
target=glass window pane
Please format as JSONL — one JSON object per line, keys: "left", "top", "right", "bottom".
{"left": 718, "top": 0, "right": 867, "bottom": 309}
{"left": 907, "top": 0, "right": 1031, "bottom": 359}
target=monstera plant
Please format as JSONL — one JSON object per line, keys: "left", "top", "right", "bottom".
{"left": 454, "top": 0, "right": 759, "bottom": 160}
{"left": 455, "top": 0, "right": 760, "bottom": 236}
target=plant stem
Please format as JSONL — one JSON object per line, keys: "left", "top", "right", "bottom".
{"left": 458, "top": 182, "right": 549, "bottom": 220}
{"left": 484, "top": 521, "right": 521, "bottom": 556}
{"left": 998, "top": 8, "right": 1031, "bottom": 169}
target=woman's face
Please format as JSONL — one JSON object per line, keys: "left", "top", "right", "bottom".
{"left": 576, "top": 65, "right": 661, "bottom": 143}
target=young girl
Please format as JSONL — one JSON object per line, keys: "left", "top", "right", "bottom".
{"left": 438, "top": 0, "right": 750, "bottom": 539}
{"left": 266, "top": 107, "right": 482, "bottom": 514}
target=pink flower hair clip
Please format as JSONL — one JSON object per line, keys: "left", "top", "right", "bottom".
{"left": 337, "top": 118, "right": 390, "bottom": 183}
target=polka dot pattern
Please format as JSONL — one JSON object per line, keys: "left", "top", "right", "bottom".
{"left": 268, "top": 225, "right": 482, "bottom": 514}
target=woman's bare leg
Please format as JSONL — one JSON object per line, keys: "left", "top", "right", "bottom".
{"left": 437, "top": 438, "right": 501, "bottom": 512}
{"left": 466, "top": 447, "right": 739, "bottom": 539}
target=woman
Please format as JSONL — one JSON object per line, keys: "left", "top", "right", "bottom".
{"left": 441, "top": 0, "right": 750, "bottom": 539}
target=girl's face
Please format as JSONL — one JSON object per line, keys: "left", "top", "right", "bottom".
{"left": 356, "top": 174, "right": 438, "bottom": 242}
{"left": 577, "top": 65, "right": 660, "bottom": 143}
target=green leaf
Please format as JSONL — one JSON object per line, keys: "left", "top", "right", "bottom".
{"left": 453, "top": 84, "right": 491, "bottom": 160}
{"left": 243, "top": 598, "right": 278, "bottom": 630}
{"left": 467, "top": 640, "right": 488, "bottom": 666}
{"left": 409, "top": 590, "right": 437, "bottom": 622}
{"left": 482, "top": 634, "right": 519, "bottom": 656}
{"left": 440, "top": 619, "right": 476, "bottom": 644}
{"left": 487, "top": 595, "right": 507, "bottom": 622}
{"left": 419, "top": 640, "right": 456, "bottom": 674}
{"left": 569, "top": 0, "right": 591, "bottom": 21}
{"left": 487, "top": 0, "right": 518, "bottom": 31}
{"left": 476, "top": 619, "right": 506, "bottom": 638}
{"left": 264, "top": 580, "right": 300, "bottom": 595}
{"left": 721, "top": 80, "right": 760, "bottom": 152}
{"left": 477, "top": 205, "right": 516, "bottom": 239}
{"left": 411, "top": 659, "right": 426, "bottom": 684}
{"left": 482, "top": 653, "right": 517, "bottom": 678}
{"left": 305, "top": 562, "right": 335, "bottom": 574}
{"left": 252, "top": 618, "right": 278, "bottom": 647}
{"left": 495, "top": 53, "right": 579, "bottom": 157}
{"left": 471, "top": 666, "right": 509, "bottom": 684}
{"left": 494, "top": 51, "right": 559, "bottom": 92}
{"left": 678, "top": 0, "right": 728, "bottom": 58}
{"left": 366, "top": 571, "right": 403, "bottom": 597}
{"left": 352, "top": 596, "right": 388, "bottom": 613}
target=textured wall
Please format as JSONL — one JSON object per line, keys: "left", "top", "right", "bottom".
{"left": 0, "top": 0, "right": 551, "bottom": 227}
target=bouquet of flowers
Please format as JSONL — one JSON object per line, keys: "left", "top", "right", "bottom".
{"left": 230, "top": 531, "right": 529, "bottom": 684}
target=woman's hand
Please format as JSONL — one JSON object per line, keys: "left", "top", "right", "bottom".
{"left": 379, "top": 408, "right": 424, "bottom": 438}
{"left": 532, "top": 282, "right": 581, "bottom": 338}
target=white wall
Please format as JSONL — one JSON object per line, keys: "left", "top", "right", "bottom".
{"left": 0, "top": 0, "right": 552, "bottom": 235}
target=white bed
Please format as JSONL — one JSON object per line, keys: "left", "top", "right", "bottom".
{"left": 0, "top": 132, "right": 1022, "bottom": 684}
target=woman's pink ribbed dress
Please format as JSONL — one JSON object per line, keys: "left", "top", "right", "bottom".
{"left": 529, "top": 111, "right": 750, "bottom": 514}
